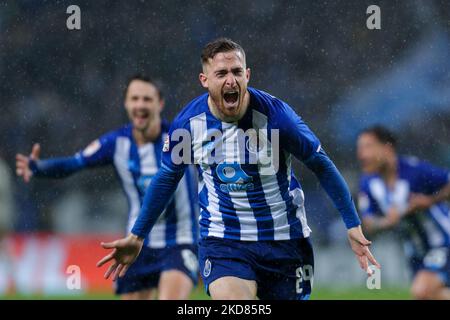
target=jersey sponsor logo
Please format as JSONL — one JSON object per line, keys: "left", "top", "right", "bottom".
{"left": 82, "top": 140, "right": 101, "bottom": 157}
{"left": 216, "top": 162, "right": 254, "bottom": 192}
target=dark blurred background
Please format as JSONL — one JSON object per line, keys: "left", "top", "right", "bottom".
{"left": 0, "top": 0, "right": 449, "bottom": 243}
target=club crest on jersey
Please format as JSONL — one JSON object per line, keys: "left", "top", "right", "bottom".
{"left": 163, "top": 135, "right": 170, "bottom": 152}
{"left": 245, "top": 130, "right": 266, "bottom": 154}
{"left": 203, "top": 259, "right": 212, "bottom": 277}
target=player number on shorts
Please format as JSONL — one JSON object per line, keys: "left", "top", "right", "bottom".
{"left": 295, "top": 265, "right": 313, "bottom": 294}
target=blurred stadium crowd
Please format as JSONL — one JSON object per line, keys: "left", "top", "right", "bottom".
{"left": 0, "top": 0, "right": 449, "bottom": 245}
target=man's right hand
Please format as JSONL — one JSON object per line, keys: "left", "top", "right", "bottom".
{"left": 96, "top": 234, "right": 144, "bottom": 281}
{"left": 16, "top": 143, "right": 41, "bottom": 183}
{"left": 347, "top": 225, "right": 381, "bottom": 276}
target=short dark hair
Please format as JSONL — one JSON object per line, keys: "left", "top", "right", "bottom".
{"left": 124, "top": 74, "right": 163, "bottom": 100}
{"left": 360, "top": 125, "right": 397, "bottom": 148}
{"left": 201, "top": 38, "right": 246, "bottom": 65}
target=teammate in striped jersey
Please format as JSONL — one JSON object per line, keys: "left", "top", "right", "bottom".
{"left": 98, "top": 38, "right": 379, "bottom": 300}
{"left": 357, "top": 126, "right": 450, "bottom": 299}
{"left": 15, "top": 75, "right": 199, "bottom": 300}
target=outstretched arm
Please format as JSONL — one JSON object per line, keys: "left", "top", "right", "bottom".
{"left": 407, "top": 183, "right": 450, "bottom": 214}
{"left": 16, "top": 135, "right": 115, "bottom": 181}
{"left": 303, "top": 148, "right": 380, "bottom": 274}
{"left": 273, "top": 99, "right": 380, "bottom": 274}
{"left": 405, "top": 160, "right": 450, "bottom": 215}
{"left": 97, "top": 164, "right": 184, "bottom": 280}
{"left": 29, "top": 155, "right": 86, "bottom": 179}
{"left": 131, "top": 165, "right": 185, "bottom": 238}
{"left": 16, "top": 143, "right": 86, "bottom": 181}
{"left": 303, "top": 148, "right": 360, "bottom": 229}
{"left": 97, "top": 117, "right": 190, "bottom": 280}
{"left": 361, "top": 209, "right": 401, "bottom": 235}
{"left": 305, "top": 149, "right": 380, "bottom": 273}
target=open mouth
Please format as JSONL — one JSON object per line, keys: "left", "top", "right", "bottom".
{"left": 223, "top": 90, "right": 239, "bottom": 105}
{"left": 134, "top": 111, "right": 150, "bottom": 122}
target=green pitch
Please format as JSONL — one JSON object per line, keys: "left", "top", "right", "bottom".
{"left": 2, "top": 286, "right": 411, "bottom": 300}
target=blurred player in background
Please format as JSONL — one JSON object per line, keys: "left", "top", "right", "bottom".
{"left": 357, "top": 126, "right": 450, "bottom": 300}
{"left": 15, "top": 75, "right": 199, "bottom": 300}
{"left": 97, "top": 38, "right": 379, "bottom": 300}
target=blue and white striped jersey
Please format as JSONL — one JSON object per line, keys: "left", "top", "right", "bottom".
{"left": 78, "top": 121, "right": 198, "bottom": 248}
{"left": 359, "top": 156, "right": 450, "bottom": 258}
{"left": 161, "top": 87, "right": 321, "bottom": 241}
